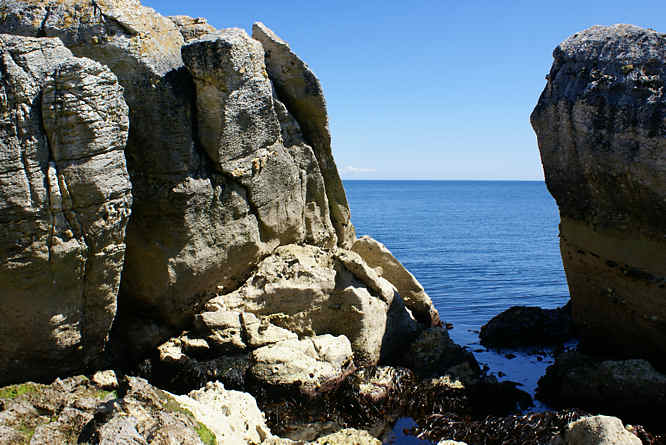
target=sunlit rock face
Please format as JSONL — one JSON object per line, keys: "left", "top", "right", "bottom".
{"left": 0, "top": 34, "right": 132, "bottom": 384}
{"left": 531, "top": 24, "right": 666, "bottom": 366}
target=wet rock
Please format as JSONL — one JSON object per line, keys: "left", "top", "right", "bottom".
{"left": 531, "top": 24, "right": 666, "bottom": 366}
{"left": 565, "top": 415, "right": 641, "bottom": 445}
{"left": 406, "top": 327, "right": 481, "bottom": 381}
{"left": 537, "top": 350, "right": 666, "bottom": 427}
{"left": 480, "top": 303, "right": 573, "bottom": 348}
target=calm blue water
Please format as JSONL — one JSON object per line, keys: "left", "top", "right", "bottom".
{"left": 344, "top": 180, "right": 570, "bottom": 399}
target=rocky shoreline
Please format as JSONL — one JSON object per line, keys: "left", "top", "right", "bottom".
{"left": 0, "top": 1, "right": 664, "bottom": 444}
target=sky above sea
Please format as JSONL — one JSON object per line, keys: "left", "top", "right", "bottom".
{"left": 143, "top": 0, "right": 665, "bottom": 180}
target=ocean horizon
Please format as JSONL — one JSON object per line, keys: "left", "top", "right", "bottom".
{"left": 344, "top": 179, "right": 570, "bottom": 400}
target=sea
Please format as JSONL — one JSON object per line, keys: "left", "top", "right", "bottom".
{"left": 343, "top": 180, "right": 571, "bottom": 444}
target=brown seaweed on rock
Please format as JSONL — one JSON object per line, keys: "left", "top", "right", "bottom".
{"left": 411, "top": 409, "right": 588, "bottom": 445}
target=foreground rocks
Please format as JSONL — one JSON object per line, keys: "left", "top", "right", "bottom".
{"left": 480, "top": 303, "right": 574, "bottom": 348}
{"left": 531, "top": 24, "right": 666, "bottom": 366}
{"left": 0, "top": 373, "right": 284, "bottom": 445}
{"left": 537, "top": 349, "right": 666, "bottom": 428}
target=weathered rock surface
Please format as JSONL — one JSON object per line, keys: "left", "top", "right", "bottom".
{"left": 537, "top": 350, "right": 666, "bottom": 426}
{"left": 480, "top": 303, "right": 573, "bottom": 348}
{"left": 169, "top": 15, "right": 217, "bottom": 42}
{"left": 0, "top": 375, "right": 200, "bottom": 444}
{"left": 352, "top": 236, "right": 440, "bottom": 327}
{"left": 252, "top": 22, "right": 355, "bottom": 248}
{"left": 564, "top": 415, "right": 641, "bottom": 445}
{"left": 249, "top": 335, "right": 354, "bottom": 396}
{"left": 0, "top": 34, "right": 132, "bottom": 385}
{"left": 174, "top": 381, "right": 282, "bottom": 445}
{"left": 205, "top": 244, "right": 419, "bottom": 366}
{"left": 531, "top": 24, "right": 666, "bottom": 365}
{"left": 0, "top": 2, "right": 349, "bottom": 333}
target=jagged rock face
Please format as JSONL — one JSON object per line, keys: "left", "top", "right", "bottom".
{"left": 531, "top": 24, "right": 666, "bottom": 364}
{"left": 352, "top": 236, "right": 440, "bottom": 327}
{"left": 204, "top": 244, "right": 420, "bottom": 366}
{"left": 253, "top": 22, "right": 356, "bottom": 248}
{"left": 0, "top": 1, "right": 348, "bottom": 328}
{"left": 0, "top": 34, "right": 132, "bottom": 385}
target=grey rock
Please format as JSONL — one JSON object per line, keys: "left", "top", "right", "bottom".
{"left": 564, "top": 415, "right": 641, "bottom": 445}
{"left": 0, "top": 0, "right": 266, "bottom": 329}
{"left": 253, "top": 22, "right": 356, "bottom": 248}
{"left": 195, "top": 310, "right": 246, "bottom": 352}
{"left": 531, "top": 24, "right": 666, "bottom": 364}
{"left": 480, "top": 303, "right": 573, "bottom": 348}
{"left": 0, "top": 34, "right": 132, "bottom": 385}
{"left": 242, "top": 312, "right": 299, "bottom": 348}
{"left": 182, "top": 29, "right": 306, "bottom": 246}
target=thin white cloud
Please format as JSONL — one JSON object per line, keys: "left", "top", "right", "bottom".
{"left": 342, "top": 166, "right": 377, "bottom": 174}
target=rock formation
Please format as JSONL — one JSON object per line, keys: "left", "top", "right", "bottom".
{"left": 0, "top": 0, "right": 441, "bottom": 399}
{"left": 0, "top": 34, "right": 132, "bottom": 384}
{"left": 531, "top": 24, "right": 666, "bottom": 365}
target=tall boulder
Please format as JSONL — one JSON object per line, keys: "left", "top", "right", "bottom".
{"left": 0, "top": 34, "right": 132, "bottom": 384}
{"left": 531, "top": 25, "right": 665, "bottom": 365}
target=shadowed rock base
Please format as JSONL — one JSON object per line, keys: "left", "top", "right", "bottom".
{"left": 560, "top": 218, "right": 666, "bottom": 368}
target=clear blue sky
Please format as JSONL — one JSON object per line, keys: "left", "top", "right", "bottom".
{"left": 144, "top": 0, "right": 664, "bottom": 180}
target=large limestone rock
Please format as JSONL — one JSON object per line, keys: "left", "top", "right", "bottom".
{"left": 252, "top": 22, "right": 355, "bottom": 248}
{"left": 0, "top": 1, "right": 347, "bottom": 330}
{"left": 205, "top": 244, "right": 419, "bottom": 366}
{"left": 0, "top": 34, "right": 132, "bottom": 384}
{"left": 531, "top": 24, "right": 666, "bottom": 364}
